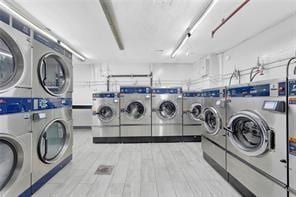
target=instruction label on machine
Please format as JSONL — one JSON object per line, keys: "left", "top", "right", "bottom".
{"left": 289, "top": 137, "right": 296, "bottom": 156}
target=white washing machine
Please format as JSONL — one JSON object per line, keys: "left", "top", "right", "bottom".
{"left": 120, "top": 86, "right": 151, "bottom": 143}
{"left": 182, "top": 91, "right": 203, "bottom": 142}
{"left": 226, "top": 80, "right": 287, "bottom": 197}
{"left": 201, "top": 87, "right": 228, "bottom": 179}
{"left": 0, "top": 10, "right": 32, "bottom": 197}
{"left": 288, "top": 76, "right": 296, "bottom": 197}
{"left": 92, "top": 92, "right": 120, "bottom": 143}
{"left": 31, "top": 31, "right": 73, "bottom": 194}
{"left": 151, "top": 87, "right": 182, "bottom": 142}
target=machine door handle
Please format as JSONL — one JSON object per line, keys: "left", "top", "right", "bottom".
{"left": 42, "top": 133, "right": 48, "bottom": 160}
{"left": 32, "top": 112, "right": 47, "bottom": 121}
{"left": 280, "top": 159, "right": 287, "bottom": 163}
{"left": 152, "top": 108, "right": 159, "bottom": 112}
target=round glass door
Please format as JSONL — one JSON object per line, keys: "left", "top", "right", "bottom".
{"left": 0, "top": 29, "right": 24, "bottom": 91}
{"left": 126, "top": 101, "right": 145, "bottom": 120}
{"left": 39, "top": 54, "right": 69, "bottom": 95}
{"left": 227, "top": 110, "right": 270, "bottom": 157}
{"left": 0, "top": 140, "right": 16, "bottom": 191}
{"left": 97, "top": 105, "right": 114, "bottom": 122}
{"left": 190, "top": 103, "right": 202, "bottom": 121}
{"left": 38, "top": 121, "right": 67, "bottom": 163}
{"left": 158, "top": 100, "right": 177, "bottom": 120}
{"left": 203, "top": 107, "right": 222, "bottom": 135}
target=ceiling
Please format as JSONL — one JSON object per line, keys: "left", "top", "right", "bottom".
{"left": 7, "top": 0, "right": 296, "bottom": 64}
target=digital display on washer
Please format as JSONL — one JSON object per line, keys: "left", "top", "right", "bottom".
{"left": 262, "top": 100, "right": 285, "bottom": 113}
{"left": 263, "top": 101, "right": 277, "bottom": 110}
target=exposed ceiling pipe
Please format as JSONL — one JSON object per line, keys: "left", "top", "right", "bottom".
{"left": 100, "top": 0, "right": 124, "bottom": 50}
{"left": 211, "top": 0, "right": 250, "bottom": 38}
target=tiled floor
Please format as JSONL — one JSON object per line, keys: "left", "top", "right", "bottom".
{"left": 33, "top": 129, "right": 241, "bottom": 197}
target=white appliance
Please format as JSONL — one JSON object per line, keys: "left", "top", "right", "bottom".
{"left": 0, "top": 11, "right": 32, "bottom": 197}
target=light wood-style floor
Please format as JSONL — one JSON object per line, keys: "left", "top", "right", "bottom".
{"left": 33, "top": 129, "right": 241, "bottom": 197}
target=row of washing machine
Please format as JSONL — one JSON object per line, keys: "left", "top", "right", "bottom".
{"left": 92, "top": 86, "right": 204, "bottom": 143}
{"left": 0, "top": 9, "right": 73, "bottom": 197}
{"left": 201, "top": 78, "right": 296, "bottom": 197}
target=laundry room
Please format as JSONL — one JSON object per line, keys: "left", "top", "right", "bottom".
{"left": 0, "top": 0, "right": 296, "bottom": 197}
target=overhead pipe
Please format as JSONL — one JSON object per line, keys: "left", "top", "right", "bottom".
{"left": 106, "top": 72, "right": 153, "bottom": 91}
{"left": 211, "top": 0, "right": 250, "bottom": 38}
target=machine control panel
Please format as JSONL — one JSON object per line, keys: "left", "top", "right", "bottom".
{"left": 93, "top": 93, "right": 117, "bottom": 98}
{"left": 262, "top": 100, "right": 285, "bottom": 113}
{"left": 201, "top": 89, "right": 220, "bottom": 97}
{"left": 152, "top": 87, "right": 182, "bottom": 94}
{"left": 120, "top": 87, "right": 151, "bottom": 94}
{"left": 228, "top": 84, "right": 270, "bottom": 97}
{"left": 183, "top": 92, "right": 202, "bottom": 97}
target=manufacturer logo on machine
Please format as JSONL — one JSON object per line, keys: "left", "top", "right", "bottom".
{"left": 39, "top": 99, "right": 48, "bottom": 109}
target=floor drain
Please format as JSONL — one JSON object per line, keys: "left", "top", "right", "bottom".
{"left": 95, "top": 165, "right": 114, "bottom": 175}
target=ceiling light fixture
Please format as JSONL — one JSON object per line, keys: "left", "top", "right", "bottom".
{"left": 100, "top": 0, "right": 124, "bottom": 50}
{"left": 170, "top": 0, "right": 217, "bottom": 58}
{"left": 0, "top": 1, "right": 86, "bottom": 61}
{"left": 171, "top": 33, "right": 190, "bottom": 59}
{"left": 189, "top": 0, "right": 217, "bottom": 34}
{"left": 60, "top": 42, "right": 86, "bottom": 61}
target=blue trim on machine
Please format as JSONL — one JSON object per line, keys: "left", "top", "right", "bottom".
{"left": 228, "top": 84, "right": 270, "bottom": 97}
{"left": 152, "top": 87, "right": 182, "bottom": 94}
{"left": 288, "top": 80, "right": 296, "bottom": 96}
{"left": 33, "top": 31, "right": 72, "bottom": 58}
{"left": 278, "top": 82, "right": 286, "bottom": 96}
{"left": 201, "top": 89, "right": 220, "bottom": 97}
{"left": 0, "top": 97, "right": 72, "bottom": 115}
{"left": 19, "top": 187, "right": 32, "bottom": 197}
{"left": 120, "top": 87, "right": 151, "bottom": 94}
{"left": 93, "top": 93, "right": 117, "bottom": 98}
{"left": 0, "top": 8, "right": 9, "bottom": 24}
{"left": 31, "top": 154, "right": 72, "bottom": 194}
{"left": 0, "top": 97, "right": 32, "bottom": 115}
{"left": 183, "top": 92, "right": 202, "bottom": 97}
{"left": 12, "top": 18, "right": 31, "bottom": 36}
{"left": 32, "top": 98, "right": 72, "bottom": 111}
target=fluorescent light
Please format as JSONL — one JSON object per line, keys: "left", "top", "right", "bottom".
{"left": 0, "top": 1, "right": 58, "bottom": 42}
{"left": 0, "top": 50, "right": 13, "bottom": 58}
{"left": 189, "top": 0, "right": 217, "bottom": 34}
{"left": 60, "top": 42, "right": 86, "bottom": 61}
{"left": 171, "top": 34, "right": 190, "bottom": 58}
{"left": 0, "top": 1, "right": 86, "bottom": 61}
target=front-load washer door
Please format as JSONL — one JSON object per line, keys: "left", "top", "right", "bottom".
{"left": 126, "top": 101, "right": 145, "bottom": 120}
{"left": 157, "top": 100, "right": 177, "bottom": 120}
{"left": 227, "top": 110, "right": 272, "bottom": 157}
{"left": 38, "top": 120, "right": 67, "bottom": 163}
{"left": 189, "top": 103, "right": 202, "bottom": 121}
{"left": 38, "top": 54, "right": 70, "bottom": 96}
{"left": 97, "top": 105, "right": 114, "bottom": 123}
{"left": 0, "top": 29, "right": 24, "bottom": 91}
{"left": 0, "top": 139, "right": 16, "bottom": 191}
{"left": 203, "top": 107, "right": 222, "bottom": 135}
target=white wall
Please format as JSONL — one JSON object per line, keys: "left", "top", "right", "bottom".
{"left": 193, "top": 12, "right": 296, "bottom": 88}
{"left": 73, "top": 62, "right": 196, "bottom": 105}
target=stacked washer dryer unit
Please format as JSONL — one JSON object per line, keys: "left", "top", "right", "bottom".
{"left": 31, "top": 31, "right": 73, "bottom": 193}
{"left": 182, "top": 91, "right": 203, "bottom": 142}
{"left": 151, "top": 87, "right": 182, "bottom": 142}
{"left": 201, "top": 87, "right": 228, "bottom": 179}
{"left": 288, "top": 75, "right": 296, "bottom": 197}
{"left": 92, "top": 92, "right": 120, "bottom": 143}
{"left": 225, "top": 80, "right": 287, "bottom": 197}
{"left": 120, "top": 86, "right": 151, "bottom": 142}
{"left": 0, "top": 10, "right": 32, "bottom": 197}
